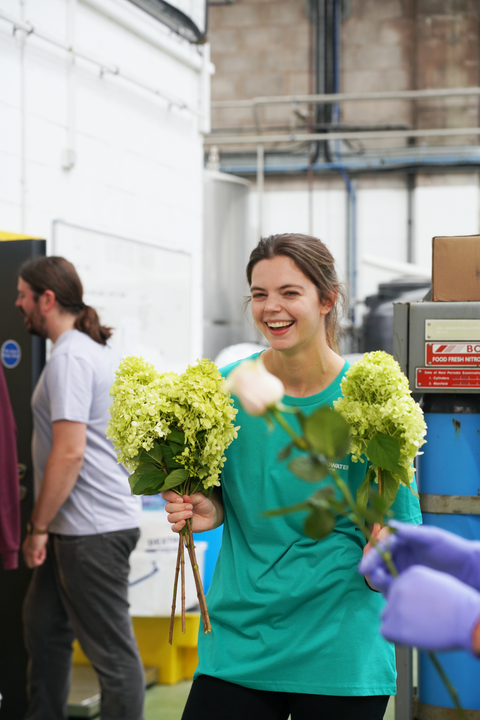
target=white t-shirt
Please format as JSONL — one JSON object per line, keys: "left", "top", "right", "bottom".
{"left": 32, "top": 329, "right": 141, "bottom": 535}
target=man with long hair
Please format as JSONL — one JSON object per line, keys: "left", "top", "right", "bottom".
{"left": 16, "top": 257, "right": 144, "bottom": 720}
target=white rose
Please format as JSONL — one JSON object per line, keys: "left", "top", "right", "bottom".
{"left": 224, "top": 357, "right": 284, "bottom": 416}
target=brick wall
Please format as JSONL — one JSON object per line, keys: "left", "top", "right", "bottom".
{"left": 208, "top": 0, "right": 480, "bottom": 141}
{"left": 209, "top": 0, "right": 311, "bottom": 131}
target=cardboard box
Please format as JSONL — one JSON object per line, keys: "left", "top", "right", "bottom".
{"left": 432, "top": 235, "right": 480, "bottom": 301}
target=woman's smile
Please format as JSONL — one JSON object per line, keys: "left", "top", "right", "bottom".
{"left": 265, "top": 319, "right": 295, "bottom": 335}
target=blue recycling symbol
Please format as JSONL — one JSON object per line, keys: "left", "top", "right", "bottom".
{"left": 1, "top": 340, "right": 22, "bottom": 369}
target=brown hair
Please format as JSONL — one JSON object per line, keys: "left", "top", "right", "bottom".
{"left": 246, "top": 234, "right": 347, "bottom": 353}
{"left": 19, "top": 256, "right": 113, "bottom": 345}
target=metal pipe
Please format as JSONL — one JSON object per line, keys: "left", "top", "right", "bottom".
{"left": 204, "top": 126, "right": 480, "bottom": 145}
{"left": 19, "top": 0, "right": 27, "bottom": 233}
{"left": 218, "top": 156, "right": 480, "bottom": 174}
{"left": 0, "top": 8, "right": 198, "bottom": 114}
{"left": 406, "top": 171, "right": 415, "bottom": 264}
{"left": 257, "top": 144, "right": 264, "bottom": 238}
{"left": 211, "top": 86, "right": 480, "bottom": 110}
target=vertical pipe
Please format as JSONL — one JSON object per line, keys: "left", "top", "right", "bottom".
{"left": 332, "top": 0, "right": 357, "bottom": 317}
{"left": 257, "top": 144, "right": 264, "bottom": 239}
{"left": 200, "top": 43, "right": 211, "bottom": 136}
{"left": 407, "top": 170, "right": 415, "bottom": 264}
{"left": 66, "top": 0, "right": 77, "bottom": 164}
{"left": 19, "top": 0, "right": 26, "bottom": 232}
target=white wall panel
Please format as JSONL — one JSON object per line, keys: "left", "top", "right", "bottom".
{"left": 357, "top": 186, "right": 408, "bottom": 301}
{"left": 0, "top": 0, "right": 207, "bottom": 365}
{"left": 415, "top": 180, "right": 480, "bottom": 270}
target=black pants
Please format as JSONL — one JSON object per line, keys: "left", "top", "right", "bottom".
{"left": 182, "top": 675, "right": 389, "bottom": 720}
{"left": 23, "top": 529, "right": 144, "bottom": 720}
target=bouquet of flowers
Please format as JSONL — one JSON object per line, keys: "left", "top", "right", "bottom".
{"left": 107, "top": 356, "right": 238, "bottom": 641}
{"left": 333, "top": 350, "right": 427, "bottom": 509}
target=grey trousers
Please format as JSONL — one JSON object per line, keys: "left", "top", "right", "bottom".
{"left": 23, "top": 528, "right": 145, "bottom": 720}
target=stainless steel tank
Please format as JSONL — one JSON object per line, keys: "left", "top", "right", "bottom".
{"left": 203, "top": 170, "right": 259, "bottom": 361}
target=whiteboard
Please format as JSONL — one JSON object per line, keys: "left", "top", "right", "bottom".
{"left": 52, "top": 221, "right": 191, "bottom": 373}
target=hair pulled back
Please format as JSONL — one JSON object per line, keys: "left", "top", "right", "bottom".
{"left": 19, "top": 256, "right": 113, "bottom": 345}
{"left": 246, "top": 234, "right": 347, "bottom": 353}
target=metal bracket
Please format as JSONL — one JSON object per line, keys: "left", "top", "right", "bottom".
{"left": 420, "top": 494, "right": 480, "bottom": 515}
{"left": 414, "top": 698, "right": 480, "bottom": 719}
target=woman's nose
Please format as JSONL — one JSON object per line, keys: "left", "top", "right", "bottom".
{"left": 264, "top": 294, "right": 282, "bottom": 313}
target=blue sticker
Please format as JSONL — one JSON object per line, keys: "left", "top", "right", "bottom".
{"left": 1, "top": 340, "right": 21, "bottom": 369}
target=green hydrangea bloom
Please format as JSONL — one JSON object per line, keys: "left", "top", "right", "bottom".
{"left": 107, "top": 356, "right": 238, "bottom": 490}
{"left": 333, "top": 350, "right": 426, "bottom": 484}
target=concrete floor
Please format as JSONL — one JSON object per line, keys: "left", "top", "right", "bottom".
{"left": 144, "top": 681, "right": 192, "bottom": 720}
{"left": 143, "top": 683, "right": 395, "bottom": 720}
{"left": 70, "top": 678, "right": 395, "bottom": 720}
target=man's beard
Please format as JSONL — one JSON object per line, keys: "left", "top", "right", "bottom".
{"left": 21, "top": 311, "right": 48, "bottom": 339}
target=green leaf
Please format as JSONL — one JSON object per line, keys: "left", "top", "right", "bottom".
{"left": 162, "top": 468, "right": 189, "bottom": 492}
{"left": 168, "top": 440, "right": 185, "bottom": 455}
{"left": 167, "top": 428, "right": 185, "bottom": 445}
{"left": 130, "top": 468, "right": 167, "bottom": 495}
{"left": 366, "top": 434, "right": 401, "bottom": 473}
{"left": 379, "top": 469, "right": 400, "bottom": 509}
{"left": 368, "top": 488, "right": 392, "bottom": 516}
{"left": 141, "top": 441, "right": 163, "bottom": 467}
{"left": 304, "top": 507, "right": 335, "bottom": 539}
{"left": 356, "top": 466, "right": 375, "bottom": 511}
{"left": 362, "top": 506, "right": 387, "bottom": 525}
{"left": 392, "top": 464, "right": 413, "bottom": 489}
{"left": 263, "top": 501, "right": 310, "bottom": 518}
{"left": 162, "top": 444, "right": 184, "bottom": 471}
{"left": 304, "top": 407, "right": 350, "bottom": 460}
{"left": 288, "top": 456, "right": 328, "bottom": 482}
{"left": 278, "top": 443, "right": 293, "bottom": 461}
{"left": 308, "top": 486, "right": 336, "bottom": 510}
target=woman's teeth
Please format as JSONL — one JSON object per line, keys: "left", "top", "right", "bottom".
{"left": 267, "top": 321, "right": 294, "bottom": 328}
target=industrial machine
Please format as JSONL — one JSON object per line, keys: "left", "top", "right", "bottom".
{"left": 394, "top": 300, "right": 480, "bottom": 720}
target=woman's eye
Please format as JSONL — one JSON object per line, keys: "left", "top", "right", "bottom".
{"left": 252, "top": 293, "right": 266, "bottom": 299}
{"left": 284, "top": 291, "right": 298, "bottom": 297}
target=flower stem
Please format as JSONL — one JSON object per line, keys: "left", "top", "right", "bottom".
{"left": 169, "top": 535, "right": 183, "bottom": 645}
{"left": 428, "top": 652, "right": 467, "bottom": 720}
{"left": 270, "top": 407, "right": 308, "bottom": 449}
{"left": 330, "top": 468, "right": 398, "bottom": 577}
{"left": 185, "top": 518, "right": 212, "bottom": 634}
{"left": 181, "top": 532, "right": 186, "bottom": 634}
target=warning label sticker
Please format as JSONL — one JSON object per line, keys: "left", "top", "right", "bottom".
{"left": 416, "top": 368, "right": 480, "bottom": 389}
{"left": 426, "top": 343, "right": 480, "bottom": 366}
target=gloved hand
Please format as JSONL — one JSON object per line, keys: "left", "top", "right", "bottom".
{"left": 380, "top": 565, "right": 480, "bottom": 653}
{"left": 359, "top": 520, "right": 480, "bottom": 595}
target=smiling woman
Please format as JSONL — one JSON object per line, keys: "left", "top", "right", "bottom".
{"left": 246, "top": 234, "right": 347, "bottom": 397}
{"left": 163, "top": 233, "right": 422, "bottom": 720}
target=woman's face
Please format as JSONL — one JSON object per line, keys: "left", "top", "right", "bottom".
{"left": 250, "top": 255, "right": 332, "bottom": 354}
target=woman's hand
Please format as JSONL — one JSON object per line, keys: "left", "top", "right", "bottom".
{"left": 362, "top": 523, "right": 391, "bottom": 592}
{"left": 162, "top": 490, "right": 224, "bottom": 534}
{"left": 363, "top": 522, "right": 390, "bottom": 557}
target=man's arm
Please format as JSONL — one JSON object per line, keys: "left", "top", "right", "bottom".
{"left": 22, "top": 420, "right": 86, "bottom": 568}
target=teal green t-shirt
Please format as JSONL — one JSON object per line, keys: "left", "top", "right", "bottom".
{"left": 195, "top": 355, "right": 422, "bottom": 695}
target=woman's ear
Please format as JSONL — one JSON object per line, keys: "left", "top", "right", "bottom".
{"left": 320, "top": 291, "right": 337, "bottom": 315}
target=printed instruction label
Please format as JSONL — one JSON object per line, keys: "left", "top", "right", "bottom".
{"left": 426, "top": 343, "right": 480, "bottom": 366}
{"left": 416, "top": 367, "right": 480, "bottom": 388}
{"left": 425, "top": 319, "right": 480, "bottom": 341}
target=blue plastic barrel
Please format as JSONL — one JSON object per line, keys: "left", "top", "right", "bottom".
{"left": 417, "top": 394, "right": 480, "bottom": 712}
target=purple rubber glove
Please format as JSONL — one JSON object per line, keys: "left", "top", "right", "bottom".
{"left": 380, "top": 566, "right": 480, "bottom": 653}
{"left": 359, "top": 520, "right": 480, "bottom": 595}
